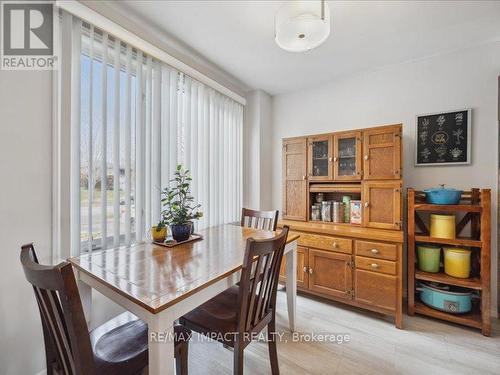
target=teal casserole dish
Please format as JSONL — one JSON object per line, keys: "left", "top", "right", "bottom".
{"left": 423, "top": 184, "right": 463, "bottom": 205}
{"left": 417, "top": 282, "right": 475, "bottom": 314}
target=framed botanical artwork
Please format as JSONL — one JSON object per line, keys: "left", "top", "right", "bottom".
{"left": 415, "top": 109, "right": 471, "bottom": 166}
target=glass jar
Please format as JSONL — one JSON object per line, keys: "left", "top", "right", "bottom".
{"left": 311, "top": 204, "right": 321, "bottom": 221}
{"left": 321, "top": 201, "right": 332, "bottom": 222}
{"left": 332, "top": 201, "right": 343, "bottom": 223}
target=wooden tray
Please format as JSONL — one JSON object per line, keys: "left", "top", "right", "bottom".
{"left": 153, "top": 233, "right": 203, "bottom": 248}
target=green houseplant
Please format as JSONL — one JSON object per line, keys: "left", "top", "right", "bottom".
{"left": 161, "top": 165, "right": 203, "bottom": 242}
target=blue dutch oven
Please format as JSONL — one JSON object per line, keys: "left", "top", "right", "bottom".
{"left": 423, "top": 184, "right": 463, "bottom": 205}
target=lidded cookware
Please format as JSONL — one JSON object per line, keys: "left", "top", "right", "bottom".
{"left": 423, "top": 184, "right": 463, "bottom": 205}
{"left": 417, "top": 244, "right": 441, "bottom": 273}
{"left": 430, "top": 214, "right": 456, "bottom": 239}
{"left": 417, "top": 282, "right": 475, "bottom": 314}
{"left": 443, "top": 247, "right": 471, "bottom": 279}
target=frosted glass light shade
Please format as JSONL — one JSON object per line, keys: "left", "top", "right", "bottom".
{"left": 275, "top": 1, "right": 331, "bottom": 52}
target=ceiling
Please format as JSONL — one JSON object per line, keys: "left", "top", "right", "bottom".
{"left": 116, "top": 1, "right": 500, "bottom": 95}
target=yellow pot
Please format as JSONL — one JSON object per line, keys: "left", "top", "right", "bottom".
{"left": 151, "top": 226, "right": 167, "bottom": 242}
{"left": 444, "top": 247, "right": 471, "bottom": 278}
{"left": 430, "top": 214, "right": 455, "bottom": 239}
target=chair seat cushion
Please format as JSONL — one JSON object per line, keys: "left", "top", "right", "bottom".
{"left": 90, "top": 312, "right": 191, "bottom": 374}
{"left": 90, "top": 312, "right": 148, "bottom": 374}
{"left": 180, "top": 286, "right": 240, "bottom": 346}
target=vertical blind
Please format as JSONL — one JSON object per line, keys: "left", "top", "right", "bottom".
{"left": 70, "top": 16, "right": 244, "bottom": 255}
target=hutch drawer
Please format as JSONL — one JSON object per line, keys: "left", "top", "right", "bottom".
{"left": 297, "top": 232, "right": 352, "bottom": 254}
{"left": 355, "top": 240, "right": 397, "bottom": 261}
{"left": 355, "top": 256, "right": 396, "bottom": 276}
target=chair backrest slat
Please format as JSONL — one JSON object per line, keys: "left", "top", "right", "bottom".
{"left": 35, "top": 286, "right": 75, "bottom": 374}
{"left": 240, "top": 208, "right": 279, "bottom": 231}
{"left": 253, "top": 252, "right": 273, "bottom": 326}
{"left": 20, "top": 244, "right": 95, "bottom": 375}
{"left": 237, "top": 226, "right": 289, "bottom": 336}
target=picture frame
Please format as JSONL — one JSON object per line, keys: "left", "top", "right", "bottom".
{"left": 415, "top": 108, "right": 471, "bottom": 166}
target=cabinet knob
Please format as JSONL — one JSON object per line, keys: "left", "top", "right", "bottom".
{"left": 371, "top": 248, "right": 379, "bottom": 254}
{"left": 302, "top": 175, "right": 307, "bottom": 180}
{"left": 371, "top": 263, "right": 379, "bottom": 269}
{"left": 309, "top": 268, "right": 313, "bottom": 274}
{"left": 329, "top": 157, "right": 333, "bottom": 162}
{"left": 333, "top": 156, "right": 337, "bottom": 162}
{"left": 303, "top": 266, "right": 308, "bottom": 273}
{"left": 364, "top": 155, "right": 369, "bottom": 160}
{"left": 364, "top": 202, "right": 369, "bottom": 208}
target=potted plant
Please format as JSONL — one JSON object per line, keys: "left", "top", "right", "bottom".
{"left": 161, "top": 165, "right": 203, "bottom": 242}
{"left": 151, "top": 220, "right": 167, "bottom": 243}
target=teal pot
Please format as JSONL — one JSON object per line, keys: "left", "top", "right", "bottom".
{"left": 417, "top": 282, "right": 475, "bottom": 314}
{"left": 170, "top": 223, "right": 192, "bottom": 242}
{"left": 423, "top": 184, "right": 463, "bottom": 205}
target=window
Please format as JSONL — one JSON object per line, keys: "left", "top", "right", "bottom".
{"left": 71, "top": 19, "right": 243, "bottom": 254}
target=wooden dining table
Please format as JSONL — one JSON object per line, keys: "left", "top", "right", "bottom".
{"left": 69, "top": 224, "right": 299, "bottom": 375}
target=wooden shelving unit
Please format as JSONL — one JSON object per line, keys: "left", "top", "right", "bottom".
{"left": 407, "top": 188, "right": 491, "bottom": 336}
{"left": 414, "top": 302, "right": 483, "bottom": 329}
{"left": 414, "top": 235, "right": 481, "bottom": 248}
{"left": 415, "top": 270, "right": 482, "bottom": 290}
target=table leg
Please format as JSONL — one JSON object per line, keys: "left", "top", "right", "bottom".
{"left": 148, "top": 316, "right": 175, "bottom": 375}
{"left": 285, "top": 241, "right": 297, "bottom": 332}
{"left": 77, "top": 276, "right": 92, "bottom": 326}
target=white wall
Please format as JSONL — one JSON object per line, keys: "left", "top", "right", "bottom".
{"left": 244, "top": 90, "right": 273, "bottom": 210}
{"left": 0, "top": 70, "right": 53, "bottom": 374}
{"left": 271, "top": 42, "right": 500, "bottom": 314}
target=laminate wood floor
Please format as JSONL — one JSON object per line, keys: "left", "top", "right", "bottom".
{"left": 185, "top": 289, "right": 500, "bottom": 375}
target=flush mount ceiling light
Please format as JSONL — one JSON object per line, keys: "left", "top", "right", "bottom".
{"left": 274, "top": 0, "right": 331, "bottom": 52}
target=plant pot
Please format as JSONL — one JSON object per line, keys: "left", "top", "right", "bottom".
{"left": 151, "top": 226, "right": 167, "bottom": 243}
{"left": 170, "top": 223, "right": 192, "bottom": 242}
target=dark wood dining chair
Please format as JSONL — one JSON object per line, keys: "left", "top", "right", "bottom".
{"left": 180, "top": 226, "right": 290, "bottom": 375}
{"left": 240, "top": 208, "right": 279, "bottom": 231}
{"left": 20, "top": 243, "right": 190, "bottom": 375}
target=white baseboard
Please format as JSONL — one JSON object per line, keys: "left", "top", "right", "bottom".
{"left": 34, "top": 369, "right": 47, "bottom": 375}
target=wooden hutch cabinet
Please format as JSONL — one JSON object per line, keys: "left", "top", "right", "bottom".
{"left": 333, "top": 131, "right": 362, "bottom": 181}
{"left": 280, "top": 124, "right": 404, "bottom": 328}
{"left": 307, "top": 135, "right": 333, "bottom": 181}
{"left": 363, "top": 126, "right": 401, "bottom": 180}
{"left": 282, "top": 137, "right": 308, "bottom": 221}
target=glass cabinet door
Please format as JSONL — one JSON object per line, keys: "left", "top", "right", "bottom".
{"left": 308, "top": 136, "right": 332, "bottom": 180}
{"left": 334, "top": 132, "right": 362, "bottom": 180}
